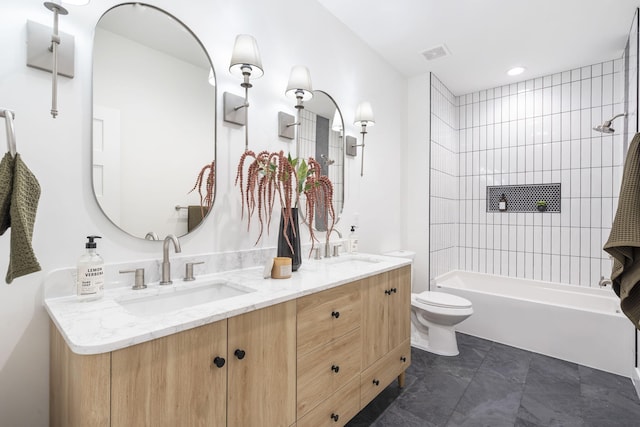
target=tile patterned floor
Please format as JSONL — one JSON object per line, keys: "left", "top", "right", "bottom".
{"left": 346, "top": 333, "right": 640, "bottom": 427}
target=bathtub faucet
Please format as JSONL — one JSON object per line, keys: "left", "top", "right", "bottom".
{"left": 598, "top": 276, "right": 612, "bottom": 288}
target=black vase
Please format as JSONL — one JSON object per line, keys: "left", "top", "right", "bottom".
{"left": 277, "top": 207, "right": 302, "bottom": 271}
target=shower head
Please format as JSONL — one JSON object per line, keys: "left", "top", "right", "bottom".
{"left": 593, "top": 113, "right": 627, "bottom": 134}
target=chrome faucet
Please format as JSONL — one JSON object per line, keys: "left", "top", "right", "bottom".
{"left": 324, "top": 228, "right": 343, "bottom": 258}
{"left": 160, "top": 234, "right": 182, "bottom": 285}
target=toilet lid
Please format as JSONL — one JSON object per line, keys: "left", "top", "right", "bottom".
{"left": 415, "top": 291, "right": 472, "bottom": 309}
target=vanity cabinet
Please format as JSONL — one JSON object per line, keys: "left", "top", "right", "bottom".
{"left": 360, "top": 265, "right": 411, "bottom": 406}
{"left": 50, "top": 265, "right": 410, "bottom": 427}
{"left": 50, "top": 301, "right": 296, "bottom": 427}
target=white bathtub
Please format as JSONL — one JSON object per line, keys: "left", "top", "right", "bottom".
{"left": 434, "top": 270, "right": 635, "bottom": 378}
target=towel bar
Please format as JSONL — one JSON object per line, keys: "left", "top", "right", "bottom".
{"left": 175, "top": 205, "right": 189, "bottom": 211}
{"left": 1, "top": 109, "right": 16, "bottom": 157}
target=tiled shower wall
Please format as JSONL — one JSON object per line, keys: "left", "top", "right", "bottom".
{"left": 430, "top": 75, "right": 460, "bottom": 280}
{"left": 430, "top": 59, "right": 627, "bottom": 288}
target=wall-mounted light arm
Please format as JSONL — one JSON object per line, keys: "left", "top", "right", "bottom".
{"left": 349, "top": 101, "right": 375, "bottom": 177}
{"left": 224, "top": 34, "right": 263, "bottom": 151}
{"left": 284, "top": 66, "right": 313, "bottom": 155}
{"left": 43, "top": 2, "right": 69, "bottom": 118}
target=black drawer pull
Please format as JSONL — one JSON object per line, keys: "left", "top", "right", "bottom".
{"left": 213, "top": 356, "right": 226, "bottom": 368}
{"left": 331, "top": 311, "right": 340, "bottom": 318}
{"left": 331, "top": 413, "right": 339, "bottom": 422}
{"left": 372, "top": 379, "right": 380, "bottom": 386}
{"left": 384, "top": 289, "right": 391, "bottom": 295}
{"left": 391, "top": 287, "right": 398, "bottom": 293}
{"left": 400, "top": 356, "right": 407, "bottom": 362}
{"left": 331, "top": 364, "right": 340, "bottom": 373}
{"left": 234, "top": 349, "right": 246, "bottom": 360}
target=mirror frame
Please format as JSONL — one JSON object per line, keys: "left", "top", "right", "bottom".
{"left": 91, "top": 2, "right": 217, "bottom": 240}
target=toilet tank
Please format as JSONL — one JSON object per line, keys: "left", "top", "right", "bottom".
{"left": 383, "top": 250, "right": 415, "bottom": 287}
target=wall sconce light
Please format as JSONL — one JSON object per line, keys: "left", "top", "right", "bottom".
{"left": 278, "top": 66, "right": 313, "bottom": 152}
{"left": 224, "top": 34, "right": 263, "bottom": 150}
{"left": 347, "top": 101, "right": 375, "bottom": 176}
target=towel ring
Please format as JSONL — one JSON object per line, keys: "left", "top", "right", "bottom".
{"left": 1, "top": 109, "right": 16, "bottom": 157}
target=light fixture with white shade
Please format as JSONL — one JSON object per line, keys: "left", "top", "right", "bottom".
{"left": 224, "top": 34, "right": 263, "bottom": 150}
{"left": 278, "top": 66, "right": 314, "bottom": 153}
{"left": 347, "top": 101, "right": 375, "bottom": 176}
{"left": 285, "top": 65, "right": 313, "bottom": 108}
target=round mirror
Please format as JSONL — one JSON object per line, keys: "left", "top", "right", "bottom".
{"left": 92, "top": 3, "right": 216, "bottom": 239}
{"left": 296, "top": 90, "right": 345, "bottom": 229}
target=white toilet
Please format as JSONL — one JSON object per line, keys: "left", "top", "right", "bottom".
{"left": 384, "top": 250, "right": 473, "bottom": 356}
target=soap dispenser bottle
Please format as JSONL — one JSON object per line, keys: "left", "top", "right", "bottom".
{"left": 348, "top": 226, "right": 359, "bottom": 254}
{"left": 498, "top": 193, "right": 508, "bottom": 212}
{"left": 76, "top": 235, "right": 104, "bottom": 301}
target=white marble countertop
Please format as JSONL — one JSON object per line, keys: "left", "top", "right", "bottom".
{"left": 44, "top": 253, "right": 410, "bottom": 355}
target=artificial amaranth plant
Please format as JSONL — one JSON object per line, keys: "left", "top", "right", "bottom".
{"left": 235, "top": 150, "right": 335, "bottom": 255}
{"left": 189, "top": 160, "right": 215, "bottom": 218}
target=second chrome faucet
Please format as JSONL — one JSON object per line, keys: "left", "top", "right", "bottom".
{"left": 160, "top": 234, "right": 182, "bottom": 285}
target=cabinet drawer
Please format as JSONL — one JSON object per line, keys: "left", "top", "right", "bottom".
{"left": 360, "top": 338, "right": 411, "bottom": 408}
{"left": 297, "top": 281, "right": 361, "bottom": 355}
{"left": 297, "top": 376, "right": 360, "bottom": 427}
{"left": 297, "top": 328, "right": 361, "bottom": 417}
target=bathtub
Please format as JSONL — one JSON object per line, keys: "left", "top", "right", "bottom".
{"left": 434, "top": 270, "right": 634, "bottom": 378}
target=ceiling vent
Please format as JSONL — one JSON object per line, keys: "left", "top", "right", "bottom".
{"left": 421, "top": 44, "right": 450, "bottom": 61}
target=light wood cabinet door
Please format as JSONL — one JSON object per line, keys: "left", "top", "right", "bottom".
{"left": 297, "top": 376, "right": 360, "bottom": 427}
{"left": 297, "top": 327, "right": 361, "bottom": 417}
{"left": 297, "top": 281, "right": 361, "bottom": 356}
{"left": 361, "top": 272, "right": 390, "bottom": 368}
{"left": 360, "top": 338, "right": 411, "bottom": 407}
{"left": 228, "top": 300, "right": 297, "bottom": 427}
{"left": 110, "top": 320, "right": 227, "bottom": 427}
{"left": 388, "top": 265, "right": 411, "bottom": 349}
{"left": 50, "top": 323, "right": 111, "bottom": 427}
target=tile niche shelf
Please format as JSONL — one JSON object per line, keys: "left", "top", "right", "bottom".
{"left": 486, "top": 183, "right": 561, "bottom": 213}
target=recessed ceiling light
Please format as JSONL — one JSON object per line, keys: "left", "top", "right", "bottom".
{"left": 507, "top": 66, "right": 526, "bottom": 76}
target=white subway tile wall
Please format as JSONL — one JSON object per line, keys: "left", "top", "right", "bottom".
{"left": 430, "top": 57, "right": 629, "bottom": 288}
{"left": 430, "top": 75, "right": 460, "bottom": 281}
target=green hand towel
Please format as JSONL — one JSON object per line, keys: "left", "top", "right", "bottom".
{"left": 604, "top": 132, "right": 640, "bottom": 329}
{"left": 0, "top": 153, "right": 14, "bottom": 235}
{"left": 6, "top": 154, "right": 41, "bottom": 284}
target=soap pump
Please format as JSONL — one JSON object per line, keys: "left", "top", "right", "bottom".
{"left": 498, "top": 193, "right": 508, "bottom": 212}
{"left": 348, "top": 226, "right": 359, "bottom": 254}
{"left": 76, "top": 235, "right": 104, "bottom": 301}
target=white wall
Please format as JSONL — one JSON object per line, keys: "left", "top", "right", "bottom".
{"left": 0, "top": 1, "right": 407, "bottom": 425}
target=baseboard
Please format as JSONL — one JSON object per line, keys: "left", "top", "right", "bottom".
{"left": 632, "top": 368, "right": 640, "bottom": 400}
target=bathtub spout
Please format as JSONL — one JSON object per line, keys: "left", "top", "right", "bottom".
{"left": 599, "top": 276, "right": 612, "bottom": 288}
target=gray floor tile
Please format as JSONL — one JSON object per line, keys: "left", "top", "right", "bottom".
{"left": 349, "top": 334, "right": 640, "bottom": 427}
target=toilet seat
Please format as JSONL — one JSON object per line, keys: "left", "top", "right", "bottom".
{"left": 414, "top": 291, "right": 472, "bottom": 309}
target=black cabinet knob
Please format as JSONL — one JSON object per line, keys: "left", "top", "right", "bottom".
{"left": 331, "top": 364, "right": 340, "bottom": 373}
{"left": 372, "top": 379, "right": 380, "bottom": 386}
{"left": 213, "top": 356, "right": 226, "bottom": 368}
{"left": 384, "top": 289, "right": 391, "bottom": 295}
{"left": 331, "top": 311, "right": 340, "bottom": 318}
{"left": 400, "top": 356, "right": 407, "bottom": 363}
{"left": 331, "top": 413, "right": 339, "bottom": 422}
{"left": 391, "top": 288, "right": 398, "bottom": 293}
{"left": 234, "top": 349, "right": 246, "bottom": 360}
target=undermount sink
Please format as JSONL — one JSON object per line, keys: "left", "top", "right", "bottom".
{"left": 328, "top": 255, "right": 382, "bottom": 266}
{"left": 117, "top": 280, "right": 255, "bottom": 316}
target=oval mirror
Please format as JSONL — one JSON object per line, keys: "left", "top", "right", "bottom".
{"left": 296, "top": 90, "right": 345, "bottom": 230}
{"left": 92, "top": 3, "right": 216, "bottom": 240}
